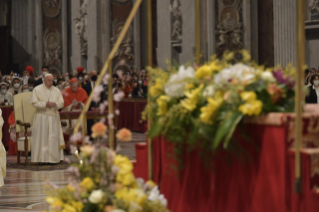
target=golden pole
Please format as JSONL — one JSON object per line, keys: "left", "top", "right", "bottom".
{"left": 295, "top": 0, "right": 305, "bottom": 194}
{"left": 195, "top": 0, "right": 201, "bottom": 65}
{"left": 108, "top": 59, "right": 114, "bottom": 150}
{"left": 146, "top": 0, "right": 153, "bottom": 180}
{"left": 74, "top": 0, "right": 143, "bottom": 134}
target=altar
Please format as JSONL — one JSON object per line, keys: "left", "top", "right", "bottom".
{"left": 132, "top": 113, "right": 319, "bottom": 212}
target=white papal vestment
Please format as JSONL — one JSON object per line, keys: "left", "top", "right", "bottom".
{"left": 29, "top": 84, "right": 65, "bottom": 163}
{"left": 0, "top": 109, "right": 5, "bottom": 187}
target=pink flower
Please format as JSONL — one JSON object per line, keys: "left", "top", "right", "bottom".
{"left": 114, "top": 91, "right": 125, "bottom": 102}
{"left": 99, "top": 117, "right": 106, "bottom": 123}
{"left": 108, "top": 113, "right": 114, "bottom": 120}
{"left": 84, "top": 136, "right": 91, "bottom": 145}
{"left": 115, "top": 109, "right": 120, "bottom": 116}
{"left": 111, "top": 165, "right": 119, "bottom": 175}
{"left": 70, "top": 132, "right": 82, "bottom": 144}
{"left": 116, "top": 128, "right": 132, "bottom": 142}
{"left": 92, "top": 85, "right": 104, "bottom": 102}
{"left": 66, "top": 166, "right": 80, "bottom": 177}
{"left": 103, "top": 74, "right": 110, "bottom": 85}
{"left": 99, "top": 104, "right": 106, "bottom": 114}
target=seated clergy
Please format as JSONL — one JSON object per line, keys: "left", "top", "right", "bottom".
{"left": 29, "top": 74, "right": 65, "bottom": 164}
{"left": 7, "top": 77, "right": 22, "bottom": 96}
{"left": 62, "top": 78, "right": 88, "bottom": 134}
{"left": 0, "top": 82, "right": 13, "bottom": 106}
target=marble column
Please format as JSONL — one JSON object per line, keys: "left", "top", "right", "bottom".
{"left": 35, "top": 0, "right": 43, "bottom": 74}
{"left": 71, "top": 0, "right": 83, "bottom": 72}
{"left": 87, "top": 0, "right": 99, "bottom": 72}
{"left": 181, "top": 0, "right": 195, "bottom": 64}
{"left": 273, "top": 0, "right": 296, "bottom": 66}
{"left": 100, "top": 0, "right": 111, "bottom": 66}
{"left": 61, "top": 0, "right": 68, "bottom": 74}
{"left": 156, "top": 0, "right": 171, "bottom": 68}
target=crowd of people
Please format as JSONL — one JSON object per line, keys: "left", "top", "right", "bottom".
{"left": 2, "top": 64, "right": 149, "bottom": 158}
{"left": 0, "top": 65, "right": 148, "bottom": 107}
{"left": 305, "top": 68, "right": 319, "bottom": 104}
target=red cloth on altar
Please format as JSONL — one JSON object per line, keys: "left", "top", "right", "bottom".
{"left": 8, "top": 111, "right": 17, "bottom": 155}
{"left": 62, "top": 87, "right": 88, "bottom": 108}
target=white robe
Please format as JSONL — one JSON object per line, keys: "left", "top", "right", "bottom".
{"left": 0, "top": 92, "right": 13, "bottom": 106}
{"left": 29, "top": 84, "right": 65, "bottom": 163}
{"left": 0, "top": 109, "right": 6, "bottom": 187}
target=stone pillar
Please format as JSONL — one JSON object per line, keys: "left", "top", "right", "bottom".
{"left": 157, "top": 0, "right": 171, "bottom": 68}
{"left": 100, "top": 0, "right": 111, "bottom": 65}
{"left": 71, "top": 0, "right": 83, "bottom": 72}
{"left": 273, "top": 0, "right": 296, "bottom": 66}
{"left": 61, "top": 0, "right": 68, "bottom": 74}
{"left": 87, "top": 0, "right": 99, "bottom": 72}
{"left": 133, "top": 0, "right": 141, "bottom": 71}
{"left": 35, "top": 0, "right": 43, "bottom": 74}
{"left": 181, "top": 0, "right": 195, "bottom": 64}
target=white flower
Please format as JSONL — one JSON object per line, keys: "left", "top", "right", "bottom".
{"left": 135, "top": 178, "right": 145, "bottom": 189}
{"left": 148, "top": 186, "right": 167, "bottom": 206}
{"left": 70, "top": 132, "right": 82, "bottom": 143}
{"left": 103, "top": 74, "right": 110, "bottom": 84}
{"left": 214, "top": 63, "right": 256, "bottom": 88}
{"left": 261, "top": 71, "right": 275, "bottom": 82}
{"left": 89, "top": 189, "right": 104, "bottom": 204}
{"left": 114, "top": 91, "right": 125, "bottom": 102}
{"left": 203, "top": 85, "right": 215, "bottom": 98}
{"left": 164, "top": 65, "right": 195, "bottom": 98}
{"left": 92, "top": 85, "right": 104, "bottom": 102}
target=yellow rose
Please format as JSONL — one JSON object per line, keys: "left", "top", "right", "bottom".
{"left": 80, "top": 145, "right": 95, "bottom": 157}
{"left": 114, "top": 155, "right": 135, "bottom": 186}
{"left": 67, "top": 185, "right": 75, "bottom": 192}
{"left": 180, "top": 85, "right": 204, "bottom": 111}
{"left": 146, "top": 180, "right": 156, "bottom": 188}
{"left": 80, "top": 177, "right": 95, "bottom": 191}
{"left": 115, "top": 188, "right": 147, "bottom": 207}
{"left": 195, "top": 65, "right": 212, "bottom": 79}
{"left": 156, "top": 95, "right": 170, "bottom": 116}
{"left": 209, "top": 60, "right": 223, "bottom": 72}
{"left": 46, "top": 196, "right": 56, "bottom": 204}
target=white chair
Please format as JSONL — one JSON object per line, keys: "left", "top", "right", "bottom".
{"left": 13, "top": 92, "right": 36, "bottom": 164}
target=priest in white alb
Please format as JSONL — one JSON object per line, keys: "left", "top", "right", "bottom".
{"left": 29, "top": 74, "right": 65, "bottom": 164}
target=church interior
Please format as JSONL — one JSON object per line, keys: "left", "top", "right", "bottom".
{"left": 0, "top": 0, "right": 319, "bottom": 212}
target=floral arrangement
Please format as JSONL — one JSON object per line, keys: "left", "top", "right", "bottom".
{"left": 45, "top": 114, "right": 168, "bottom": 210}
{"left": 144, "top": 50, "right": 295, "bottom": 160}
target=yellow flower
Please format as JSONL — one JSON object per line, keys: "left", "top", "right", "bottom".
{"left": 238, "top": 100, "right": 263, "bottom": 116}
{"left": 115, "top": 187, "right": 147, "bottom": 207}
{"left": 80, "top": 177, "right": 95, "bottom": 191}
{"left": 208, "top": 60, "right": 223, "bottom": 72}
{"left": 180, "top": 85, "right": 203, "bottom": 111}
{"left": 146, "top": 180, "right": 156, "bottom": 188}
{"left": 200, "top": 97, "right": 223, "bottom": 124}
{"left": 195, "top": 65, "right": 212, "bottom": 79}
{"left": 46, "top": 196, "right": 56, "bottom": 204}
{"left": 156, "top": 95, "right": 170, "bottom": 116}
{"left": 114, "top": 155, "right": 135, "bottom": 186}
{"left": 67, "top": 185, "right": 75, "bottom": 192}
{"left": 150, "top": 78, "right": 164, "bottom": 96}
{"left": 224, "top": 52, "right": 234, "bottom": 61}
{"left": 80, "top": 145, "right": 95, "bottom": 157}
{"left": 71, "top": 201, "right": 84, "bottom": 212}
{"left": 185, "top": 83, "right": 195, "bottom": 90}
{"left": 240, "top": 91, "right": 257, "bottom": 102}
{"left": 241, "top": 50, "right": 251, "bottom": 62}
{"left": 62, "top": 204, "right": 77, "bottom": 212}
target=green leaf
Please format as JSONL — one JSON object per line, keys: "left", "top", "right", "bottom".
{"left": 213, "top": 111, "right": 243, "bottom": 150}
{"left": 223, "top": 112, "right": 243, "bottom": 149}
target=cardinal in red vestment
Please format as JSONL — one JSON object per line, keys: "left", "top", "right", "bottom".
{"left": 62, "top": 78, "right": 88, "bottom": 135}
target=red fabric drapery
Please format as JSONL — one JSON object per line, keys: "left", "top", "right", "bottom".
{"left": 133, "top": 122, "right": 319, "bottom": 212}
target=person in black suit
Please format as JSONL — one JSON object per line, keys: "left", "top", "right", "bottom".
{"left": 34, "top": 66, "right": 57, "bottom": 87}
{"left": 82, "top": 70, "right": 99, "bottom": 137}
{"left": 132, "top": 76, "right": 147, "bottom": 98}
{"left": 306, "top": 74, "right": 319, "bottom": 104}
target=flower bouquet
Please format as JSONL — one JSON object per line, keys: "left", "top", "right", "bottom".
{"left": 44, "top": 122, "right": 168, "bottom": 212}
{"left": 144, "top": 51, "right": 295, "bottom": 161}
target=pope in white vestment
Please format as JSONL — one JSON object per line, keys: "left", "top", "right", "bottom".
{"left": 0, "top": 109, "right": 6, "bottom": 187}
{"left": 29, "top": 74, "right": 65, "bottom": 163}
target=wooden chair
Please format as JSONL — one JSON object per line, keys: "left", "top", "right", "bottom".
{"left": 13, "top": 92, "right": 35, "bottom": 164}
